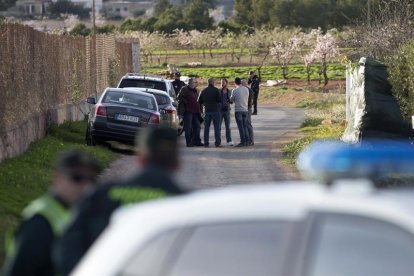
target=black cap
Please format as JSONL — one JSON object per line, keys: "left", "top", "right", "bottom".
{"left": 54, "top": 150, "right": 101, "bottom": 174}
{"left": 174, "top": 72, "right": 181, "bottom": 77}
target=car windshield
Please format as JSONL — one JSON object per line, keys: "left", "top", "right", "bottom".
{"left": 119, "top": 79, "right": 167, "bottom": 92}
{"left": 102, "top": 91, "right": 157, "bottom": 111}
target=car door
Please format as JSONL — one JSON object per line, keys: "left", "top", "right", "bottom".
{"left": 117, "top": 220, "right": 303, "bottom": 276}
{"left": 302, "top": 212, "right": 414, "bottom": 276}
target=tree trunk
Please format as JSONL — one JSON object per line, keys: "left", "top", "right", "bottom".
{"left": 306, "top": 64, "right": 311, "bottom": 84}
{"left": 250, "top": 54, "right": 253, "bottom": 64}
{"left": 231, "top": 50, "right": 234, "bottom": 61}
{"left": 209, "top": 48, "right": 213, "bottom": 58}
{"left": 282, "top": 65, "right": 287, "bottom": 79}
{"left": 202, "top": 49, "right": 206, "bottom": 58}
{"left": 322, "top": 59, "right": 328, "bottom": 86}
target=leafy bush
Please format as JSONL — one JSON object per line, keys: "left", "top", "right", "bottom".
{"left": 387, "top": 39, "right": 414, "bottom": 123}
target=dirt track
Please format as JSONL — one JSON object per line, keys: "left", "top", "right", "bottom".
{"left": 100, "top": 105, "right": 305, "bottom": 190}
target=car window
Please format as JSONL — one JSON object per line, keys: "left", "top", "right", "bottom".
{"left": 306, "top": 214, "right": 414, "bottom": 276}
{"left": 153, "top": 94, "right": 171, "bottom": 106}
{"left": 167, "top": 221, "right": 292, "bottom": 276}
{"left": 103, "top": 91, "right": 157, "bottom": 111}
{"left": 120, "top": 229, "right": 181, "bottom": 276}
{"left": 119, "top": 79, "right": 167, "bottom": 92}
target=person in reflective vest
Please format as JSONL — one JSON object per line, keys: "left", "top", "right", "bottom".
{"left": 2, "top": 150, "right": 100, "bottom": 276}
{"left": 57, "top": 127, "right": 187, "bottom": 275}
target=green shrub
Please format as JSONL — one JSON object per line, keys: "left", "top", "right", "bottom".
{"left": 387, "top": 40, "right": 414, "bottom": 123}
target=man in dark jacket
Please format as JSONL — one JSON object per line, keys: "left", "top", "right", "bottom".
{"left": 248, "top": 71, "right": 260, "bottom": 115}
{"left": 198, "top": 78, "right": 222, "bottom": 147}
{"left": 2, "top": 150, "right": 100, "bottom": 276}
{"left": 177, "top": 78, "right": 203, "bottom": 147}
{"left": 172, "top": 72, "right": 185, "bottom": 97}
{"left": 56, "top": 127, "right": 186, "bottom": 275}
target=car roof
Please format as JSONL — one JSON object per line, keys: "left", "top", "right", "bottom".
{"left": 121, "top": 74, "right": 167, "bottom": 82}
{"left": 73, "top": 182, "right": 414, "bottom": 276}
{"left": 112, "top": 183, "right": 414, "bottom": 227}
{"left": 105, "top": 87, "right": 157, "bottom": 98}
{"left": 120, "top": 87, "right": 169, "bottom": 96}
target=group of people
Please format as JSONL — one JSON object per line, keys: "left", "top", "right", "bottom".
{"left": 2, "top": 127, "right": 186, "bottom": 276}
{"left": 172, "top": 71, "right": 260, "bottom": 148}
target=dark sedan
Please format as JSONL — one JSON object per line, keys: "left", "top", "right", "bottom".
{"left": 85, "top": 88, "right": 160, "bottom": 145}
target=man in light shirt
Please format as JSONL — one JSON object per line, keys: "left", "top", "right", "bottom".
{"left": 230, "top": 77, "right": 250, "bottom": 147}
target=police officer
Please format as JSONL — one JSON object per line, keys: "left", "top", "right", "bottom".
{"left": 172, "top": 72, "right": 185, "bottom": 97}
{"left": 248, "top": 71, "right": 260, "bottom": 115}
{"left": 2, "top": 150, "right": 100, "bottom": 276}
{"left": 57, "top": 127, "right": 186, "bottom": 275}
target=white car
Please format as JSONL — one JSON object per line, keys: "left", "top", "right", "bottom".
{"left": 72, "top": 181, "right": 414, "bottom": 276}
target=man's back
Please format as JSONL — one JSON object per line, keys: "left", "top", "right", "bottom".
{"left": 231, "top": 86, "right": 249, "bottom": 112}
{"left": 199, "top": 85, "right": 221, "bottom": 112}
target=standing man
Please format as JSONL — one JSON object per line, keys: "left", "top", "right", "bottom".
{"left": 172, "top": 72, "right": 185, "bottom": 97}
{"left": 57, "top": 127, "right": 187, "bottom": 275}
{"left": 2, "top": 150, "right": 100, "bottom": 276}
{"left": 230, "top": 77, "right": 250, "bottom": 147}
{"left": 177, "top": 78, "right": 203, "bottom": 147}
{"left": 220, "top": 78, "right": 233, "bottom": 146}
{"left": 248, "top": 71, "right": 260, "bottom": 115}
{"left": 198, "top": 78, "right": 222, "bottom": 147}
{"left": 242, "top": 79, "right": 255, "bottom": 146}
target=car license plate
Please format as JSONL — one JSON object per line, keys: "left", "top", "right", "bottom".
{"left": 116, "top": 114, "right": 140, "bottom": 123}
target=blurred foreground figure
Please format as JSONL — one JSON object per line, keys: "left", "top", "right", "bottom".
{"left": 2, "top": 150, "right": 100, "bottom": 276}
{"left": 57, "top": 127, "right": 186, "bottom": 275}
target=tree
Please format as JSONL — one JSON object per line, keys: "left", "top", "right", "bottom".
{"left": 0, "top": 0, "right": 18, "bottom": 11}
{"left": 154, "top": 6, "right": 186, "bottom": 33}
{"left": 154, "top": 0, "right": 171, "bottom": 17}
{"left": 183, "top": 0, "right": 213, "bottom": 30}
{"left": 270, "top": 29, "right": 303, "bottom": 80}
{"left": 70, "top": 22, "right": 90, "bottom": 36}
{"left": 119, "top": 18, "right": 142, "bottom": 33}
{"left": 48, "top": 0, "right": 90, "bottom": 19}
{"left": 313, "top": 29, "right": 340, "bottom": 86}
{"left": 233, "top": 0, "right": 253, "bottom": 27}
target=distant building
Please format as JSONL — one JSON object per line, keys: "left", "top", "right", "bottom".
{"left": 8, "top": 0, "right": 51, "bottom": 17}
{"left": 102, "top": 0, "right": 152, "bottom": 19}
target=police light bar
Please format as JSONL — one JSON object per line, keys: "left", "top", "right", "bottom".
{"left": 297, "top": 140, "right": 414, "bottom": 185}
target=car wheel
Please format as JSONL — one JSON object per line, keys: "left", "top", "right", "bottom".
{"left": 86, "top": 126, "right": 97, "bottom": 146}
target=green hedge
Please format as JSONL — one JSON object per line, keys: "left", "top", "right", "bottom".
{"left": 387, "top": 40, "right": 414, "bottom": 123}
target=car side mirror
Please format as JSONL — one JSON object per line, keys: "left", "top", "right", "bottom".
{"left": 87, "top": 97, "right": 96, "bottom": 105}
{"left": 172, "top": 101, "right": 178, "bottom": 107}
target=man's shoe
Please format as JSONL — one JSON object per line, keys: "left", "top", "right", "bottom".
{"left": 204, "top": 144, "right": 210, "bottom": 148}
{"left": 235, "top": 143, "right": 245, "bottom": 147}
{"left": 249, "top": 142, "right": 254, "bottom": 146}
{"left": 215, "top": 144, "right": 223, "bottom": 148}
{"left": 195, "top": 143, "right": 205, "bottom": 147}
{"left": 226, "top": 141, "right": 234, "bottom": 146}
{"left": 186, "top": 144, "right": 194, "bottom": 148}
{"left": 252, "top": 112, "right": 258, "bottom": 115}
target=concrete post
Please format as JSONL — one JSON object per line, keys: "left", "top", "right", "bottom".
{"left": 132, "top": 43, "right": 140, "bottom": 73}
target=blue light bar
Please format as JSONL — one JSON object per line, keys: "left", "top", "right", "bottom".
{"left": 297, "top": 140, "right": 414, "bottom": 183}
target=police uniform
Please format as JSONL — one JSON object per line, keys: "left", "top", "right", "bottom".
{"left": 248, "top": 74, "right": 260, "bottom": 114}
{"left": 172, "top": 78, "right": 185, "bottom": 97}
{"left": 57, "top": 165, "right": 186, "bottom": 275}
{"left": 3, "top": 194, "right": 70, "bottom": 276}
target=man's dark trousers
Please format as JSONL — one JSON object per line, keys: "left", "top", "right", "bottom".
{"left": 235, "top": 111, "right": 249, "bottom": 145}
{"left": 204, "top": 112, "right": 221, "bottom": 146}
{"left": 184, "top": 112, "right": 201, "bottom": 146}
{"left": 253, "top": 90, "right": 259, "bottom": 114}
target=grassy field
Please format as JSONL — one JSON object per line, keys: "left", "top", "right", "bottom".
{"left": 0, "top": 121, "right": 119, "bottom": 262}
{"left": 281, "top": 92, "right": 346, "bottom": 165}
{"left": 143, "top": 64, "right": 346, "bottom": 81}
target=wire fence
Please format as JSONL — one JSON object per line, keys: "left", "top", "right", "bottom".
{"left": 0, "top": 23, "right": 133, "bottom": 133}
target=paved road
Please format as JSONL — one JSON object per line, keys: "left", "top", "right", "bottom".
{"left": 101, "top": 105, "right": 304, "bottom": 190}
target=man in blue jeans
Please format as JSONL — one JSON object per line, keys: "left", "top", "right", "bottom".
{"left": 230, "top": 77, "right": 250, "bottom": 147}
{"left": 220, "top": 78, "right": 233, "bottom": 146}
{"left": 177, "top": 78, "right": 203, "bottom": 147}
{"left": 198, "top": 78, "right": 222, "bottom": 147}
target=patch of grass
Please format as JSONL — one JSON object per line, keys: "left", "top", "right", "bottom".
{"left": 143, "top": 64, "right": 346, "bottom": 81}
{"left": 282, "top": 125, "right": 346, "bottom": 165}
{"left": 0, "top": 121, "right": 119, "bottom": 262}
